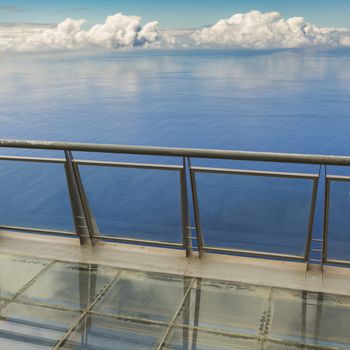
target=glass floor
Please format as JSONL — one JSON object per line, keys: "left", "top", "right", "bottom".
{"left": 0, "top": 252, "right": 349, "bottom": 349}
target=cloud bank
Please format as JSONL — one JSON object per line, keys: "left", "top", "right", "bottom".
{"left": 192, "top": 11, "right": 350, "bottom": 49}
{"left": 0, "top": 13, "right": 160, "bottom": 51}
{"left": 0, "top": 10, "right": 350, "bottom": 52}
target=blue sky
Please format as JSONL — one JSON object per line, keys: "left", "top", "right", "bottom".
{"left": 0, "top": 0, "right": 350, "bottom": 29}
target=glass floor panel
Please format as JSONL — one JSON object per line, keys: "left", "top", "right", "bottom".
{"left": 0, "top": 302, "right": 80, "bottom": 349}
{"left": 269, "top": 289, "right": 350, "bottom": 349}
{"left": 162, "top": 327, "right": 260, "bottom": 349}
{"left": 176, "top": 279, "right": 269, "bottom": 336}
{"left": 93, "top": 270, "right": 191, "bottom": 321}
{"left": 16, "top": 261, "right": 119, "bottom": 309}
{"left": 0, "top": 254, "right": 49, "bottom": 298}
{"left": 0, "top": 252, "right": 349, "bottom": 350}
{"left": 58, "top": 314, "right": 166, "bottom": 350}
{"left": 262, "top": 341, "right": 321, "bottom": 350}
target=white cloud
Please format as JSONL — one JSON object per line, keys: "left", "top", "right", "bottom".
{"left": 0, "top": 13, "right": 160, "bottom": 51}
{"left": 0, "top": 10, "right": 350, "bottom": 52}
{"left": 341, "top": 36, "right": 350, "bottom": 46}
{"left": 192, "top": 10, "right": 350, "bottom": 49}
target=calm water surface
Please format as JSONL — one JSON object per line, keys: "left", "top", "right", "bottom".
{"left": 1, "top": 49, "right": 350, "bottom": 258}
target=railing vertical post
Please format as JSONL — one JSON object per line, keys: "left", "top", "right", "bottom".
{"left": 305, "top": 176, "right": 320, "bottom": 263}
{"left": 322, "top": 174, "right": 330, "bottom": 264}
{"left": 188, "top": 158, "right": 205, "bottom": 257}
{"left": 64, "top": 150, "right": 91, "bottom": 245}
{"left": 72, "top": 161, "right": 100, "bottom": 245}
{"left": 180, "top": 157, "right": 192, "bottom": 257}
{"left": 64, "top": 150, "right": 100, "bottom": 246}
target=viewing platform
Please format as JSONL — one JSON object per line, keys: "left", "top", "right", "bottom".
{"left": 1, "top": 139, "right": 350, "bottom": 349}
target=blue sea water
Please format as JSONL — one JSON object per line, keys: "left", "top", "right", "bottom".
{"left": 1, "top": 49, "right": 350, "bottom": 259}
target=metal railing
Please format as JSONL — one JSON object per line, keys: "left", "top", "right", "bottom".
{"left": 0, "top": 139, "right": 349, "bottom": 266}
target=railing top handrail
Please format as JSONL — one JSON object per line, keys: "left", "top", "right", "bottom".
{"left": 1, "top": 139, "right": 350, "bottom": 166}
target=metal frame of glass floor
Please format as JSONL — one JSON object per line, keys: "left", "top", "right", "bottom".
{"left": 1, "top": 251, "right": 350, "bottom": 350}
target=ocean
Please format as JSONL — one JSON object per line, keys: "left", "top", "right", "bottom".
{"left": 1, "top": 49, "right": 350, "bottom": 259}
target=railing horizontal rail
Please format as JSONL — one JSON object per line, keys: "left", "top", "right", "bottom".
{"left": 0, "top": 225, "right": 76, "bottom": 237}
{"left": 326, "top": 175, "right": 350, "bottom": 181}
{"left": 74, "top": 159, "right": 183, "bottom": 171}
{"left": 2, "top": 139, "right": 350, "bottom": 165}
{"left": 0, "top": 155, "right": 65, "bottom": 164}
{"left": 190, "top": 166, "right": 318, "bottom": 179}
{"left": 325, "top": 259, "right": 350, "bottom": 266}
{"left": 204, "top": 246, "right": 305, "bottom": 261}
{"left": 93, "top": 234, "right": 183, "bottom": 248}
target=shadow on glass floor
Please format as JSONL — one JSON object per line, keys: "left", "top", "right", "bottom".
{"left": 0, "top": 253, "right": 349, "bottom": 349}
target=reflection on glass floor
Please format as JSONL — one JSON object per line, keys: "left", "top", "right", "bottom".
{"left": 0, "top": 253, "right": 350, "bottom": 349}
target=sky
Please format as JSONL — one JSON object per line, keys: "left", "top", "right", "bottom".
{"left": 0, "top": 0, "right": 350, "bottom": 29}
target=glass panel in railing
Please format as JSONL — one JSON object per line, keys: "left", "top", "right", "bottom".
{"left": 78, "top": 165, "right": 182, "bottom": 243}
{"left": 194, "top": 172, "right": 315, "bottom": 256}
{"left": 0, "top": 161, "right": 74, "bottom": 232}
{"left": 326, "top": 179, "right": 350, "bottom": 262}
